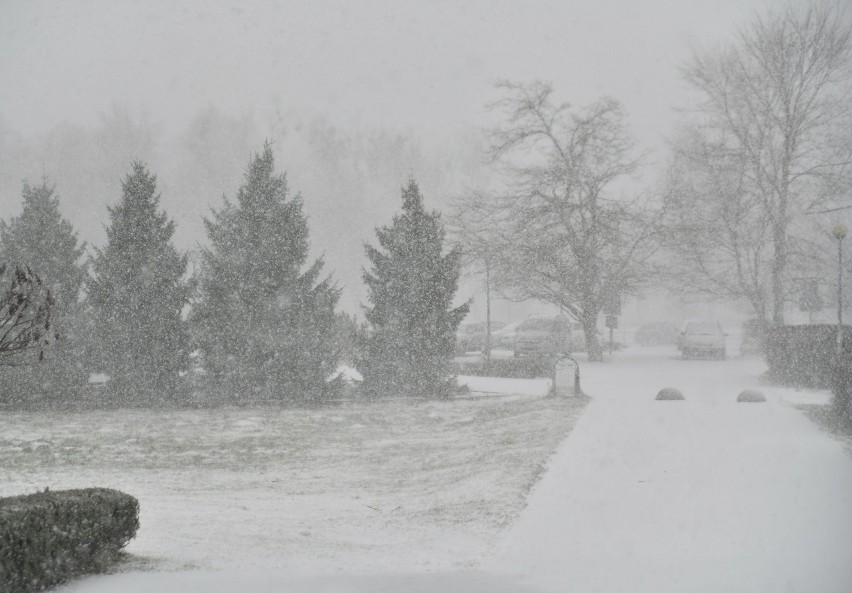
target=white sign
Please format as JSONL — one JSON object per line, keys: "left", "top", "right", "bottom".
{"left": 553, "top": 357, "right": 579, "bottom": 397}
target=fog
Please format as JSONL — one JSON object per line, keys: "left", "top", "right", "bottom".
{"left": 5, "top": 3, "right": 852, "bottom": 592}
{"left": 0, "top": 0, "right": 774, "bottom": 311}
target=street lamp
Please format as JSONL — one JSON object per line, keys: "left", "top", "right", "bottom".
{"left": 484, "top": 256, "right": 492, "bottom": 364}
{"left": 833, "top": 223, "right": 847, "bottom": 356}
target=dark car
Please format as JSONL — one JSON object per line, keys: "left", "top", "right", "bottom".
{"left": 740, "top": 318, "right": 767, "bottom": 355}
{"left": 677, "top": 320, "right": 727, "bottom": 359}
{"left": 635, "top": 322, "right": 680, "bottom": 346}
{"left": 513, "top": 315, "right": 573, "bottom": 357}
{"left": 456, "top": 320, "right": 506, "bottom": 354}
{"left": 492, "top": 320, "right": 522, "bottom": 350}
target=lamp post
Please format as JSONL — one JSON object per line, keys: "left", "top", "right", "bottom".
{"left": 484, "top": 256, "right": 492, "bottom": 364}
{"left": 833, "top": 224, "right": 847, "bottom": 356}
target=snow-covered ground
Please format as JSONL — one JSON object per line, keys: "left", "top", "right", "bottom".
{"left": 0, "top": 377, "right": 582, "bottom": 589}
{"left": 6, "top": 346, "right": 852, "bottom": 592}
{"left": 490, "top": 347, "right": 852, "bottom": 593}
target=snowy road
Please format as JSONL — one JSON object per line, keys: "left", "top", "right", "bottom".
{"left": 489, "top": 349, "right": 852, "bottom": 593}
{"left": 59, "top": 349, "right": 852, "bottom": 592}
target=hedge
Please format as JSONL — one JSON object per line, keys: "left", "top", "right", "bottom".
{"left": 764, "top": 324, "right": 852, "bottom": 388}
{"left": 0, "top": 488, "right": 139, "bottom": 593}
{"left": 834, "top": 351, "right": 852, "bottom": 423}
{"left": 454, "top": 357, "right": 555, "bottom": 379}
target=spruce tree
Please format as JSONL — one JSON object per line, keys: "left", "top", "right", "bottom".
{"left": 361, "top": 179, "right": 469, "bottom": 398}
{"left": 0, "top": 180, "right": 87, "bottom": 406}
{"left": 192, "top": 144, "right": 340, "bottom": 403}
{"left": 88, "top": 163, "right": 190, "bottom": 402}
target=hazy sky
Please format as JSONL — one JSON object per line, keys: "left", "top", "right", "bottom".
{"left": 1, "top": 0, "right": 776, "bottom": 151}
{"left": 2, "top": 0, "right": 814, "bottom": 315}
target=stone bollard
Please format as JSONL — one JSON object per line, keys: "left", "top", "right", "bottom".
{"left": 737, "top": 389, "right": 766, "bottom": 403}
{"left": 656, "top": 387, "right": 685, "bottom": 401}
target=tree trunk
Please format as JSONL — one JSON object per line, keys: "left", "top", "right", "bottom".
{"left": 582, "top": 307, "right": 603, "bottom": 362}
{"left": 771, "top": 211, "right": 787, "bottom": 325}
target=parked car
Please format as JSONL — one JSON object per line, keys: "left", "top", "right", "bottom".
{"left": 677, "top": 320, "right": 727, "bottom": 359}
{"left": 635, "top": 321, "right": 680, "bottom": 346}
{"left": 513, "top": 315, "right": 573, "bottom": 357}
{"left": 740, "top": 318, "right": 767, "bottom": 355}
{"left": 455, "top": 320, "right": 505, "bottom": 354}
{"left": 492, "top": 320, "right": 522, "bottom": 350}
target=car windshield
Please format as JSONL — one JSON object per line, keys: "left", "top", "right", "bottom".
{"left": 496, "top": 321, "right": 521, "bottom": 333}
{"left": 519, "top": 319, "right": 557, "bottom": 331}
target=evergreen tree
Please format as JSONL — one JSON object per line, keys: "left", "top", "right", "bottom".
{"left": 0, "top": 180, "right": 87, "bottom": 406}
{"left": 88, "top": 163, "right": 190, "bottom": 402}
{"left": 192, "top": 144, "right": 340, "bottom": 403}
{"left": 360, "top": 179, "right": 469, "bottom": 398}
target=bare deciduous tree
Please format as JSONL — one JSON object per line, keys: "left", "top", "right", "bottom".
{"left": 455, "top": 81, "right": 663, "bottom": 361}
{"left": 677, "top": 1, "right": 852, "bottom": 324}
{"left": 666, "top": 128, "right": 774, "bottom": 319}
{"left": 0, "top": 264, "right": 55, "bottom": 364}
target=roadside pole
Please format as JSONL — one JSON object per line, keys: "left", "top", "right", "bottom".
{"left": 485, "top": 258, "right": 491, "bottom": 368}
{"left": 604, "top": 289, "right": 621, "bottom": 357}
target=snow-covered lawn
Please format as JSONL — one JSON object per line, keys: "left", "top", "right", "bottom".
{"left": 1, "top": 382, "right": 584, "bottom": 582}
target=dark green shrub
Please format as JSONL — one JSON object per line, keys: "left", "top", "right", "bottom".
{"left": 454, "top": 357, "right": 554, "bottom": 379}
{"left": 832, "top": 351, "right": 852, "bottom": 424}
{"left": 0, "top": 488, "right": 139, "bottom": 593}
{"left": 764, "top": 324, "right": 852, "bottom": 388}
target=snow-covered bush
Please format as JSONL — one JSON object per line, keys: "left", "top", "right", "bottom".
{"left": 454, "top": 357, "right": 555, "bottom": 379}
{"left": 764, "top": 324, "right": 852, "bottom": 388}
{"left": 0, "top": 488, "right": 139, "bottom": 593}
{"left": 832, "top": 351, "right": 852, "bottom": 425}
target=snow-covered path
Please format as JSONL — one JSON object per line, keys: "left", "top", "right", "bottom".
{"left": 489, "top": 349, "right": 852, "bottom": 593}
{"left": 58, "top": 349, "right": 852, "bottom": 592}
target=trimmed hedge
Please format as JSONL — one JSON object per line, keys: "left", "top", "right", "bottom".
{"left": 834, "top": 352, "right": 852, "bottom": 423}
{"left": 764, "top": 324, "right": 852, "bottom": 388}
{"left": 454, "top": 357, "right": 555, "bottom": 379}
{"left": 0, "top": 488, "right": 139, "bottom": 593}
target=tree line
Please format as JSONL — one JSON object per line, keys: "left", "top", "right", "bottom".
{"left": 1, "top": 0, "right": 849, "bottom": 397}
{"left": 0, "top": 145, "right": 468, "bottom": 408}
